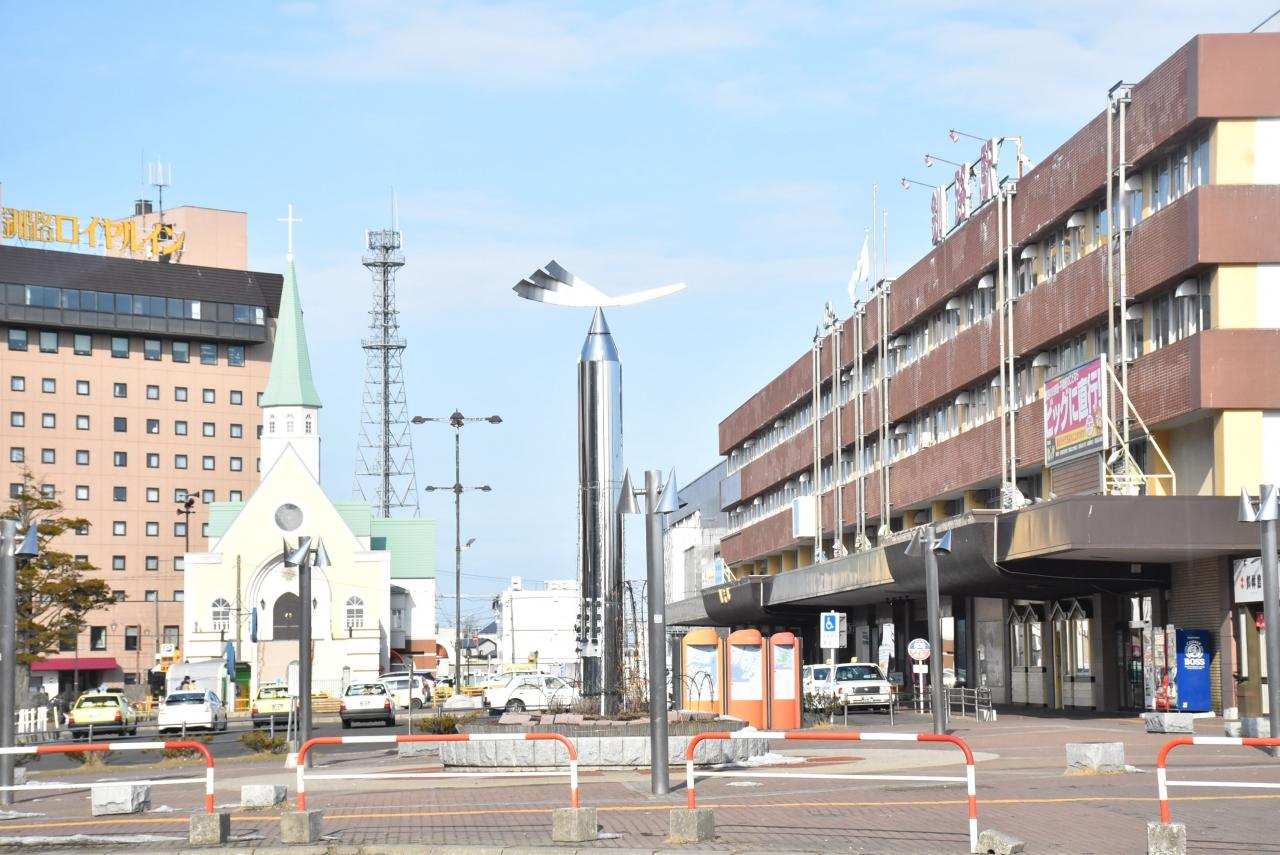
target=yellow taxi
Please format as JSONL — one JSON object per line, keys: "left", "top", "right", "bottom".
{"left": 250, "top": 683, "right": 294, "bottom": 728}
{"left": 67, "top": 692, "right": 138, "bottom": 738}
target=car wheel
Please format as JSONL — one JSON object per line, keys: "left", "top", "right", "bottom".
{"left": 341, "top": 719, "right": 352, "bottom": 730}
{"left": 410, "top": 699, "right": 422, "bottom": 711}
{"left": 505, "top": 699, "right": 526, "bottom": 713}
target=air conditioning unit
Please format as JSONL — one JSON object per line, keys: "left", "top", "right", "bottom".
{"left": 791, "top": 497, "right": 816, "bottom": 539}
{"left": 919, "top": 432, "right": 935, "bottom": 448}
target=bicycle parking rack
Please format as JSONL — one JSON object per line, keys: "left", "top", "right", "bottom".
{"left": 293, "top": 732, "right": 580, "bottom": 811}
{"left": 1156, "top": 735, "right": 1280, "bottom": 823}
{"left": 685, "top": 730, "right": 979, "bottom": 853}
{"left": 0, "top": 741, "right": 216, "bottom": 813}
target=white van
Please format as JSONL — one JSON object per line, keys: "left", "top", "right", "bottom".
{"left": 831, "top": 662, "right": 894, "bottom": 710}
{"left": 802, "top": 664, "right": 836, "bottom": 708}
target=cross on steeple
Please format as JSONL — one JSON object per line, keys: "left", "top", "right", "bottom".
{"left": 277, "top": 204, "right": 302, "bottom": 260}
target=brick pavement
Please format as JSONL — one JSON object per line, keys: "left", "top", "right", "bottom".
{"left": 2, "top": 710, "right": 1279, "bottom": 853}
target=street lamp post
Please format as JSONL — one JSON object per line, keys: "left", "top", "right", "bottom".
{"left": 283, "top": 536, "right": 330, "bottom": 763}
{"left": 1, "top": 520, "right": 40, "bottom": 806}
{"left": 176, "top": 494, "right": 197, "bottom": 553}
{"left": 905, "top": 524, "right": 952, "bottom": 736}
{"left": 413, "top": 411, "right": 501, "bottom": 693}
{"left": 618, "top": 467, "right": 681, "bottom": 795}
{"left": 1240, "top": 485, "right": 1279, "bottom": 750}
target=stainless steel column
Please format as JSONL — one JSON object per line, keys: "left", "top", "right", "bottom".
{"left": 1, "top": 520, "right": 17, "bottom": 806}
{"left": 645, "top": 469, "right": 669, "bottom": 794}
{"left": 925, "top": 524, "right": 946, "bottom": 735}
{"left": 1261, "top": 507, "right": 1279, "bottom": 747}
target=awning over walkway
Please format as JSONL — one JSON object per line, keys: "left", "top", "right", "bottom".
{"left": 30, "top": 657, "right": 119, "bottom": 672}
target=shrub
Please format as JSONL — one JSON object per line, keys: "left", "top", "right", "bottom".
{"left": 162, "top": 734, "right": 215, "bottom": 760}
{"left": 414, "top": 712, "right": 477, "bottom": 734}
{"left": 65, "top": 750, "right": 114, "bottom": 767}
{"left": 240, "top": 730, "right": 289, "bottom": 754}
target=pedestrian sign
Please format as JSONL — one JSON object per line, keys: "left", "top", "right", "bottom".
{"left": 820, "top": 611, "right": 847, "bottom": 649}
{"left": 907, "top": 638, "right": 931, "bottom": 661}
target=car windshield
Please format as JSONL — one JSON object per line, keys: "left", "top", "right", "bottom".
{"left": 811, "top": 667, "right": 831, "bottom": 681}
{"left": 75, "top": 695, "right": 119, "bottom": 708}
{"left": 164, "top": 693, "right": 206, "bottom": 705}
{"left": 258, "top": 686, "right": 289, "bottom": 699}
{"left": 835, "top": 664, "right": 884, "bottom": 681}
{"left": 345, "top": 684, "right": 387, "bottom": 696}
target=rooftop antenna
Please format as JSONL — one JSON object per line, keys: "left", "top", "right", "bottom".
{"left": 148, "top": 160, "right": 172, "bottom": 222}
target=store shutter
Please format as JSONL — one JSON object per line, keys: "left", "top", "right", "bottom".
{"left": 1169, "top": 557, "right": 1226, "bottom": 710}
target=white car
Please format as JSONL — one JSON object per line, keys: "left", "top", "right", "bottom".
{"left": 484, "top": 674, "right": 577, "bottom": 713}
{"left": 377, "top": 672, "right": 433, "bottom": 710}
{"left": 831, "top": 662, "right": 894, "bottom": 710}
{"left": 339, "top": 682, "right": 396, "bottom": 729}
{"left": 802, "top": 664, "right": 836, "bottom": 709}
{"left": 158, "top": 690, "right": 228, "bottom": 733}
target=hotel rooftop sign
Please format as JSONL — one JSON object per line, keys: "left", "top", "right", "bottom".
{"left": 1, "top": 206, "right": 185, "bottom": 258}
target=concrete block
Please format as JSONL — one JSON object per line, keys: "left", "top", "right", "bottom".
{"left": 1144, "top": 713, "right": 1195, "bottom": 734}
{"left": 397, "top": 740, "right": 436, "bottom": 758}
{"left": 1241, "top": 717, "right": 1272, "bottom": 738}
{"left": 1066, "top": 741, "right": 1126, "bottom": 774}
{"left": 240, "top": 784, "right": 287, "bottom": 808}
{"left": 1224, "top": 719, "right": 1243, "bottom": 738}
{"left": 551, "top": 806, "right": 598, "bottom": 842}
{"left": 497, "top": 713, "right": 531, "bottom": 725}
{"left": 554, "top": 714, "right": 584, "bottom": 725}
{"left": 1147, "top": 821, "right": 1187, "bottom": 855}
{"left": 669, "top": 807, "right": 715, "bottom": 843}
{"left": 12, "top": 767, "right": 26, "bottom": 786}
{"left": 280, "top": 809, "right": 323, "bottom": 844}
{"left": 188, "top": 812, "right": 231, "bottom": 846}
{"left": 977, "top": 828, "right": 1026, "bottom": 854}
{"left": 91, "top": 783, "right": 151, "bottom": 816}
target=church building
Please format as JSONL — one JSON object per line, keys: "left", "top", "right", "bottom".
{"left": 182, "top": 246, "right": 436, "bottom": 697}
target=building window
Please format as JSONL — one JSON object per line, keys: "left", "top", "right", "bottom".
{"left": 76, "top": 380, "right": 89, "bottom": 395}
{"left": 112, "top": 520, "right": 126, "bottom": 536}
{"left": 124, "top": 626, "right": 139, "bottom": 651}
{"left": 39, "top": 413, "right": 54, "bottom": 429}
{"left": 202, "top": 455, "right": 215, "bottom": 471}
{"left": 76, "top": 449, "right": 89, "bottom": 465}
{"left": 146, "top": 418, "right": 159, "bottom": 435}
{"left": 175, "top": 488, "right": 189, "bottom": 502}
{"left": 268, "top": 416, "right": 276, "bottom": 434}
{"left": 305, "top": 416, "right": 313, "bottom": 434}
{"left": 286, "top": 415, "right": 295, "bottom": 433}
{"left": 201, "top": 522, "right": 209, "bottom": 537}
{"left": 8, "top": 484, "right": 21, "bottom": 499}
{"left": 145, "top": 521, "right": 159, "bottom": 536}
{"left": 112, "top": 555, "right": 126, "bottom": 571}
{"left": 114, "top": 416, "right": 127, "bottom": 432}
{"left": 175, "top": 522, "right": 187, "bottom": 537}
{"left": 10, "top": 412, "right": 24, "bottom": 428}
{"left": 10, "top": 376, "right": 24, "bottom": 392}
{"left": 113, "top": 486, "right": 127, "bottom": 502}
{"left": 230, "top": 457, "right": 243, "bottom": 472}
{"left": 391, "top": 608, "right": 404, "bottom": 630}
{"left": 256, "top": 392, "right": 263, "bottom": 406}
{"left": 90, "top": 626, "right": 107, "bottom": 650}
{"left": 7, "top": 329, "right": 27, "bottom": 351}
{"left": 76, "top": 415, "right": 89, "bottom": 430}
{"left": 73, "top": 333, "right": 91, "bottom": 355}
{"left": 41, "top": 448, "right": 54, "bottom": 464}
{"left": 202, "top": 422, "right": 215, "bottom": 437}
{"left": 200, "top": 343, "right": 217, "bottom": 365}
{"left": 39, "top": 483, "right": 54, "bottom": 499}
{"left": 175, "top": 420, "right": 188, "bottom": 436}
{"left": 172, "top": 341, "right": 190, "bottom": 363}
{"left": 229, "top": 490, "right": 242, "bottom": 502}
{"left": 75, "top": 524, "right": 88, "bottom": 535}
{"left": 144, "top": 338, "right": 162, "bottom": 360}
{"left": 202, "top": 388, "right": 215, "bottom": 404}
{"left": 175, "top": 454, "right": 188, "bottom": 469}
{"left": 8, "top": 447, "right": 22, "bottom": 463}
{"left": 41, "top": 378, "right": 55, "bottom": 393}
{"left": 211, "top": 598, "right": 232, "bottom": 632}
{"left": 146, "top": 487, "right": 159, "bottom": 502}
{"left": 228, "top": 345, "right": 245, "bottom": 367}
{"left": 230, "top": 390, "right": 243, "bottom": 405}
{"left": 113, "top": 382, "right": 127, "bottom": 398}
{"left": 145, "top": 556, "right": 159, "bottom": 572}
{"left": 201, "top": 489, "right": 214, "bottom": 504}
{"left": 113, "top": 451, "right": 127, "bottom": 467}
{"left": 345, "top": 596, "right": 365, "bottom": 630}
{"left": 75, "top": 485, "right": 89, "bottom": 500}
{"left": 174, "top": 556, "right": 185, "bottom": 572}
{"left": 174, "top": 590, "right": 184, "bottom": 602}
{"left": 146, "top": 452, "right": 159, "bottom": 468}
{"left": 113, "top": 590, "right": 126, "bottom": 603}
{"left": 175, "top": 387, "right": 188, "bottom": 402}
{"left": 111, "top": 336, "right": 129, "bottom": 358}
{"left": 230, "top": 423, "right": 243, "bottom": 438}
{"left": 39, "top": 331, "right": 57, "bottom": 353}
{"left": 146, "top": 385, "right": 159, "bottom": 400}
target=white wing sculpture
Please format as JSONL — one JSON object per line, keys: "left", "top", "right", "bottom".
{"left": 514, "top": 260, "right": 686, "bottom": 308}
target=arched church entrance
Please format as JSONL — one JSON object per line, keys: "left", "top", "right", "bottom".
{"left": 273, "top": 592, "right": 301, "bottom": 640}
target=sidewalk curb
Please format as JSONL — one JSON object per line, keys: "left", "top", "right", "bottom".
{"left": 61, "top": 846, "right": 798, "bottom": 855}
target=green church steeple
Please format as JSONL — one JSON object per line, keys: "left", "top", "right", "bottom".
{"left": 260, "top": 258, "right": 323, "bottom": 409}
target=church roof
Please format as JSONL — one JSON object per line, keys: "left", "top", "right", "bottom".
{"left": 260, "top": 259, "right": 323, "bottom": 408}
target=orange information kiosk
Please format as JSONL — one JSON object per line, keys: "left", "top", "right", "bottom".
{"left": 768, "top": 631, "right": 802, "bottom": 729}
{"left": 681, "top": 628, "right": 723, "bottom": 714}
{"left": 725, "top": 629, "right": 766, "bottom": 727}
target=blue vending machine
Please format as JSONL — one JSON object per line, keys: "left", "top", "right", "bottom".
{"left": 1174, "top": 629, "right": 1212, "bottom": 713}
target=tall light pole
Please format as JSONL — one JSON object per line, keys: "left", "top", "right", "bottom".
{"left": 905, "top": 524, "right": 952, "bottom": 735}
{"left": 618, "top": 467, "right": 681, "bottom": 795}
{"left": 284, "top": 536, "right": 330, "bottom": 762}
{"left": 413, "top": 411, "right": 501, "bottom": 693}
{"left": 1, "top": 520, "right": 40, "bottom": 806}
{"left": 1240, "top": 485, "right": 1279, "bottom": 750}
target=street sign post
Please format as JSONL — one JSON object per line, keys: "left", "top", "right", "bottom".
{"left": 820, "top": 611, "right": 847, "bottom": 666}
{"left": 907, "top": 638, "right": 931, "bottom": 712}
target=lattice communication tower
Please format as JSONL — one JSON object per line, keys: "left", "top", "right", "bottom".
{"left": 352, "top": 228, "right": 420, "bottom": 516}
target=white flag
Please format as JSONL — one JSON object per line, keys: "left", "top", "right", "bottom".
{"left": 847, "top": 232, "right": 870, "bottom": 305}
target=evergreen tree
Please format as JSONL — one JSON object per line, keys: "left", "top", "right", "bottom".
{"left": 2, "top": 470, "right": 113, "bottom": 701}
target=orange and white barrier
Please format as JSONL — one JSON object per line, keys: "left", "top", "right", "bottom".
{"left": 1156, "top": 735, "right": 1280, "bottom": 823}
{"left": 0, "top": 741, "right": 216, "bottom": 813}
{"left": 294, "top": 732, "right": 580, "bottom": 811}
{"left": 685, "top": 730, "right": 978, "bottom": 854}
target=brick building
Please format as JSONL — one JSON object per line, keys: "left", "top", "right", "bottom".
{"left": 669, "top": 32, "right": 1280, "bottom": 715}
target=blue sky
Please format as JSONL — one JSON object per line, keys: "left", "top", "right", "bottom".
{"left": 2, "top": 1, "right": 1274, "bottom": 622}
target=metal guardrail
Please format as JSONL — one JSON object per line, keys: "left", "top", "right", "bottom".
{"left": 1156, "top": 736, "right": 1280, "bottom": 824}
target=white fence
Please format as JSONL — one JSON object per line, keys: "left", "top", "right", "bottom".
{"left": 14, "top": 706, "right": 55, "bottom": 740}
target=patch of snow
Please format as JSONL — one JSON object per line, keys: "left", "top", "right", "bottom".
{"left": 738, "top": 752, "right": 805, "bottom": 767}
{"left": 726, "top": 781, "right": 763, "bottom": 787}
{"left": 597, "top": 832, "right": 622, "bottom": 840}
{"left": 149, "top": 805, "right": 177, "bottom": 813}
{"left": 0, "top": 811, "right": 44, "bottom": 822}
{"left": 0, "top": 834, "right": 185, "bottom": 845}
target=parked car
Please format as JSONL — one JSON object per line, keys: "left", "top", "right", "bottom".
{"left": 339, "top": 682, "right": 396, "bottom": 728}
{"left": 158, "top": 690, "right": 228, "bottom": 733}
{"left": 66, "top": 692, "right": 138, "bottom": 738}
{"left": 377, "top": 672, "right": 433, "bottom": 710}
{"left": 802, "top": 664, "right": 836, "bottom": 708}
{"left": 251, "top": 683, "right": 294, "bottom": 729}
{"left": 483, "top": 673, "right": 577, "bottom": 713}
{"left": 831, "top": 662, "right": 894, "bottom": 711}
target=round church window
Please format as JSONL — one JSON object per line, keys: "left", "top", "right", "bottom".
{"left": 274, "top": 502, "right": 304, "bottom": 532}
